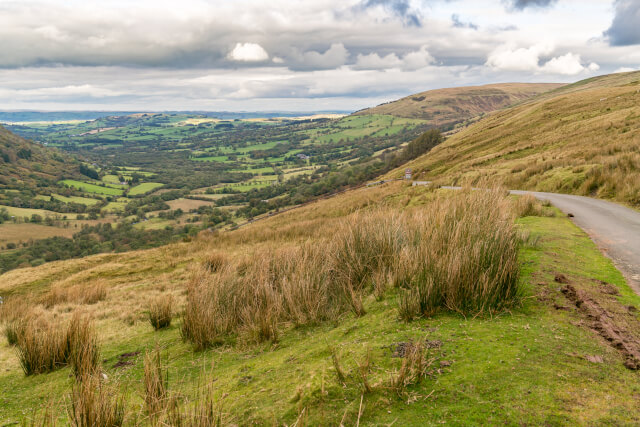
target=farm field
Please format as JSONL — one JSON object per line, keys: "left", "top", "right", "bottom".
{"left": 128, "top": 182, "right": 164, "bottom": 196}
{"left": 0, "top": 223, "right": 77, "bottom": 247}
{"left": 59, "top": 179, "right": 124, "bottom": 196}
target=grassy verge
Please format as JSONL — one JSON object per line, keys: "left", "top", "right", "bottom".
{"left": 1, "top": 187, "right": 639, "bottom": 425}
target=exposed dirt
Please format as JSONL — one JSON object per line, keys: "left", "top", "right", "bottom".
{"left": 112, "top": 351, "right": 141, "bottom": 369}
{"left": 561, "top": 282, "right": 640, "bottom": 370}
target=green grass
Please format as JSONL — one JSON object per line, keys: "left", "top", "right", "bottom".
{"left": 51, "top": 194, "right": 100, "bottom": 206}
{"left": 59, "top": 180, "right": 124, "bottom": 196}
{"left": 128, "top": 182, "right": 164, "bottom": 196}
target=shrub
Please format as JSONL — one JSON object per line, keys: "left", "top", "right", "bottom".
{"left": 148, "top": 295, "right": 173, "bottom": 330}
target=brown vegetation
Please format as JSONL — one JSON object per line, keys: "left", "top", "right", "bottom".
{"left": 15, "top": 312, "right": 99, "bottom": 376}
{"left": 67, "top": 375, "right": 126, "bottom": 427}
{"left": 181, "top": 189, "right": 521, "bottom": 349}
{"left": 148, "top": 295, "right": 173, "bottom": 330}
{"left": 43, "top": 281, "right": 107, "bottom": 308}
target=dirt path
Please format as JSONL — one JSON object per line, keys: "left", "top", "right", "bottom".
{"left": 510, "top": 190, "right": 640, "bottom": 294}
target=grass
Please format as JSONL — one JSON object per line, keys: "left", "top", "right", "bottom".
{"left": 60, "top": 180, "right": 124, "bottom": 196}
{"left": 51, "top": 194, "right": 100, "bottom": 206}
{"left": 0, "top": 223, "right": 77, "bottom": 247}
{"left": 396, "top": 71, "right": 640, "bottom": 207}
{"left": 1, "top": 182, "right": 640, "bottom": 424}
{"left": 357, "top": 83, "right": 562, "bottom": 123}
{"left": 148, "top": 295, "right": 173, "bottom": 330}
{"left": 129, "top": 182, "right": 164, "bottom": 196}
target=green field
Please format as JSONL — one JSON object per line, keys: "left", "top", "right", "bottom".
{"left": 59, "top": 180, "right": 124, "bottom": 196}
{"left": 128, "top": 182, "right": 164, "bottom": 196}
{"left": 51, "top": 194, "right": 100, "bottom": 206}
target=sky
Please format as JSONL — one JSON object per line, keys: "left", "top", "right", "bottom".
{"left": 0, "top": 0, "right": 638, "bottom": 112}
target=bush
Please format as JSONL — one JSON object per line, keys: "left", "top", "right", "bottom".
{"left": 148, "top": 295, "right": 173, "bottom": 330}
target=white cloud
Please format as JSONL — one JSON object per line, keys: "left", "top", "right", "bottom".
{"left": 614, "top": 66, "right": 637, "bottom": 73}
{"left": 354, "top": 46, "right": 433, "bottom": 71}
{"left": 486, "top": 43, "right": 553, "bottom": 72}
{"left": 486, "top": 43, "right": 599, "bottom": 75}
{"left": 298, "top": 43, "right": 349, "bottom": 69}
{"left": 354, "top": 52, "right": 402, "bottom": 69}
{"left": 402, "top": 46, "right": 435, "bottom": 71}
{"left": 227, "top": 43, "right": 269, "bottom": 62}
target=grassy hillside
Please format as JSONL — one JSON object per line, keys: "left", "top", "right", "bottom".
{"left": 2, "top": 181, "right": 640, "bottom": 425}
{"left": 0, "top": 125, "right": 77, "bottom": 190}
{"left": 396, "top": 71, "right": 640, "bottom": 207}
{"left": 355, "top": 83, "right": 562, "bottom": 127}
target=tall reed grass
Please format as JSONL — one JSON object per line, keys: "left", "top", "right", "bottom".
{"left": 181, "top": 189, "right": 522, "bottom": 348}
{"left": 16, "top": 313, "right": 100, "bottom": 376}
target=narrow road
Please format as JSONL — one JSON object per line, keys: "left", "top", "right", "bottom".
{"left": 510, "top": 190, "right": 640, "bottom": 294}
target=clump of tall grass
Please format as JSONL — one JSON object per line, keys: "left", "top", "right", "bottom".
{"left": 67, "top": 374, "right": 126, "bottom": 427}
{"left": 166, "top": 386, "right": 225, "bottom": 427}
{"left": 202, "top": 252, "right": 227, "bottom": 273}
{"left": 43, "top": 282, "right": 107, "bottom": 308}
{"left": 148, "top": 295, "right": 173, "bottom": 330}
{"left": 16, "top": 313, "right": 100, "bottom": 377}
{"left": 513, "top": 194, "right": 550, "bottom": 218}
{"left": 144, "top": 348, "right": 169, "bottom": 417}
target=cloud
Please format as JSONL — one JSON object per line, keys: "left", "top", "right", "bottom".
{"left": 353, "top": 46, "right": 433, "bottom": 70}
{"left": 614, "top": 66, "right": 637, "bottom": 73}
{"left": 504, "top": 0, "right": 558, "bottom": 11}
{"left": 451, "top": 14, "right": 478, "bottom": 30}
{"left": 294, "top": 43, "right": 349, "bottom": 70}
{"left": 486, "top": 43, "right": 599, "bottom": 75}
{"left": 227, "top": 43, "right": 269, "bottom": 62}
{"left": 356, "top": 0, "right": 422, "bottom": 27}
{"left": 604, "top": 0, "right": 640, "bottom": 46}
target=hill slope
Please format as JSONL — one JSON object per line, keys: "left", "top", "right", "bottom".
{"left": 397, "top": 71, "right": 640, "bottom": 206}
{"left": 0, "top": 125, "right": 77, "bottom": 189}
{"left": 355, "top": 83, "right": 563, "bottom": 127}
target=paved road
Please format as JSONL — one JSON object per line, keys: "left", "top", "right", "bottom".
{"left": 510, "top": 190, "right": 640, "bottom": 294}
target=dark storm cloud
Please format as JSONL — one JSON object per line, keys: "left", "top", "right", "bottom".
{"left": 504, "top": 0, "right": 558, "bottom": 11}
{"left": 357, "top": 0, "right": 422, "bottom": 27}
{"left": 604, "top": 0, "right": 640, "bottom": 46}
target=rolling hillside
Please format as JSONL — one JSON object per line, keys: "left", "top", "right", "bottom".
{"left": 397, "top": 71, "right": 640, "bottom": 207}
{"left": 0, "top": 125, "right": 77, "bottom": 189}
{"left": 355, "top": 83, "right": 563, "bottom": 127}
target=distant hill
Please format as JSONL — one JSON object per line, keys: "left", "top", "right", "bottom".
{"left": 0, "top": 125, "right": 77, "bottom": 189}
{"left": 355, "top": 83, "right": 563, "bottom": 128}
{"left": 395, "top": 71, "right": 640, "bottom": 207}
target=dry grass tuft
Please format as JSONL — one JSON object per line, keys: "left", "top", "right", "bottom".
{"left": 389, "top": 342, "right": 430, "bottom": 396}
{"left": 16, "top": 313, "right": 100, "bottom": 377}
{"left": 202, "top": 252, "right": 227, "bottom": 273}
{"left": 43, "top": 282, "right": 107, "bottom": 308}
{"left": 148, "top": 295, "right": 173, "bottom": 330}
{"left": 166, "top": 386, "right": 225, "bottom": 427}
{"left": 144, "top": 348, "right": 169, "bottom": 417}
{"left": 67, "top": 375, "right": 126, "bottom": 427}
{"left": 67, "top": 313, "right": 100, "bottom": 379}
